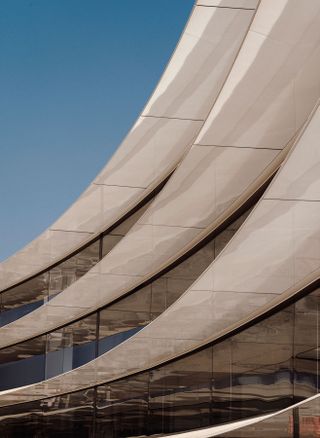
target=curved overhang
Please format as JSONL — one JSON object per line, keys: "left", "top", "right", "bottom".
{"left": 0, "top": 93, "right": 318, "bottom": 408}
{"left": 0, "top": 0, "right": 319, "bottom": 407}
{"left": 0, "top": 2, "right": 256, "bottom": 291}
{"left": 1, "top": 0, "right": 320, "bottom": 352}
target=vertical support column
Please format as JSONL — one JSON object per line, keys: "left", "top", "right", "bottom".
{"left": 95, "top": 311, "right": 100, "bottom": 359}
{"left": 293, "top": 407, "right": 300, "bottom": 438}
{"left": 99, "top": 234, "right": 103, "bottom": 261}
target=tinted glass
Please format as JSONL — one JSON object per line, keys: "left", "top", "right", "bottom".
{"left": 0, "top": 209, "right": 267, "bottom": 391}
{"left": 96, "top": 373, "right": 149, "bottom": 437}
{"left": 0, "top": 197, "right": 153, "bottom": 327}
{"left": 149, "top": 348, "right": 212, "bottom": 434}
{"left": 0, "top": 335, "right": 46, "bottom": 390}
{"left": 0, "top": 289, "right": 318, "bottom": 436}
{"left": 0, "top": 400, "right": 43, "bottom": 438}
{"left": 46, "top": 314, "right": 97, "bottom": 379}
{"left": 42, "top": 389, "right": 95, "bottom": 437}
{"left": 294, "top": 289, "right": 320, "bottom": 400}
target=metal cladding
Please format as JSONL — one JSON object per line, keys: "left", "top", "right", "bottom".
{"left": 0, "top": 1, "right": 319, "bottom": 436}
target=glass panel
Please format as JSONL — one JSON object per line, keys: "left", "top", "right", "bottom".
{"left": 96, "top": 373, "right": 149, "bottom": 438}
{"left": 0, "top": 400, "right": 43, "bottom": 438}
{"left": 97, "top": 218, "right": 242, "bottom": 359}
{"left": 0, "top": 239, "right": 100, "bottom": 327}
{"left": 148, "top": 348, "right": 212, "bottom": 435}
{"left": 48, "top": 240, "right": 100, "bottom": 299}
{"left": 0, "top": 197, "right": 153, "bottom": 327}
{"left": 0, "top": 299, "right": 43, "bottom": 328}
{"left": 149, "top": 211, "right": 252, "bottom": 320}
{"left": 42, "top": 388, "right": 95, "bottom": 437}
{"left": 217, "top": 396, "right": 320, "bottom": 437}
{"left": 0, "top": 286, "right": 318, "bottom": 435}
{"left": 298, "top": 396, "right": 320, "bottom": 437}
{"left": 0, "top": 208, "right": 256, "bottom": 392}
{"left": 0, "top": 272, "right": 49, "bottom": 326}
{"left": 98, "top": 287, "right": 151, "bottom": 355}
{"left": 0, "top": 335, "right": 46, "bottom": 390}
{"left": 150, "top": 240, "right": 215, "bottom": 318}
{"left": 294, "top": 289, "right": 320, "bottom": 400}
{"left": 46, "top": 313, "right": 97, "bottom": 379}
{"left": 211, "top": 340, "right": 233, "bottom": 425}
{"left": 230, "top": 305, "right": 295, "bottom": 421}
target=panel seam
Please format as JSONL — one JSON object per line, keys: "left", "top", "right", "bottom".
{"left": 195, "top": 144, "right": 283, "bottom": 151}
{"left": 196, "top": 5, "right": 256, "bottom": 11}
{"left": 92, "top": 182, "right": 146, "bottom": 189}
{"left": 141, "top": 114, "right": 204, "bottom": 122}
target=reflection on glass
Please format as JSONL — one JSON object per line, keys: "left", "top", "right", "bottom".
{"left": 42, "top": 389, "right": 95, "bottom": 437}
{"left": 0, "top": 240, "right": 100, "bottom": 328}
{"left": 48, "top": 240, "right": 100, "bottom": 299}
{"left": 46, "top": 314, "right": 97, "bottom": 379}
{"left": 298, "top": 396, "right": 320, "bottom": 437}
{"left": 230, "top": 305, "right": 295, "bottom": 420}
{"left": 0, "top": 400, "right": 43, "bottom": 438}
{"left": 97, "top": 212, "right": 249, "bottom": 357}
{"left": 0, "top": 288, "right": 318, "bottom": 436}
{"left": 211, "top": 341, "right": 233, "bottom": 424}
{"left": 0, "top": 273, "right": 49, "bottom": 327}
{"left": 0, "top": 335, "right": 46, "bottom": 391}
{"left": 149, "top": 348, "right": 212, "bottom": 435}
{"left": 0, "top": 208, "right": 264, "bottom": 391}
{"left": 294, "top": 290, "right": 320, "bottom": 400}
{"left": 0, "top": 197, "right": 153, "bottom": 328}
{"left": 96, "top": 288, "right": 317, "bottom": 435}
{"left": 96, "top": 374, "right": 149, "bottom": 437}
{"left": 218, "top": 396, "right": 320, "bottom": 437}
{"left": 98, "top": 286, "right": 151, "bottom": 355}
{"left": 99, "top": 287, "right": 151, "bottom": 338}
{"left": 150, "top": 240, "right": 215, "bottom": 318}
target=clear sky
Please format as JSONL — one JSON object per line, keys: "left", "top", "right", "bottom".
{"left": 0, "top": 0, "right": 194, "bottom": 261}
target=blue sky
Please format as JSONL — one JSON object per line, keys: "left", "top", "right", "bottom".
{"left": 0, "top": 0, "right": 194, "bottom": 261}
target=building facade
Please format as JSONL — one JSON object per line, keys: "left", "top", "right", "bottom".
{"left": 0, "top": 1, "right": 319, "bottom": 436}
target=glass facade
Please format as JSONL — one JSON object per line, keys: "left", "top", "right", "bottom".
{"left": 0, "top": 210, "right": 249, "bottom": 391}
{"left": 0, "top": 199, "right": 152, "bottom": 328}
{"left": 218, "top": 394, "right": 320, "bottom": 437}
{"left": 0, "top": 285, "right": 318, "bottom": 437}
{"left": 2, "top": 0, "right": 320, "bottom": 436}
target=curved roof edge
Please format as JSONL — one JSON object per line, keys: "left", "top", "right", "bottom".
{"left": 1, "top": 2, "right": 258, "bottom": 291}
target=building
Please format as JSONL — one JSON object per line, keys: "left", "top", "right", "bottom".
{"left": 0, "top": 0, "right": 319, "bottom": 436}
